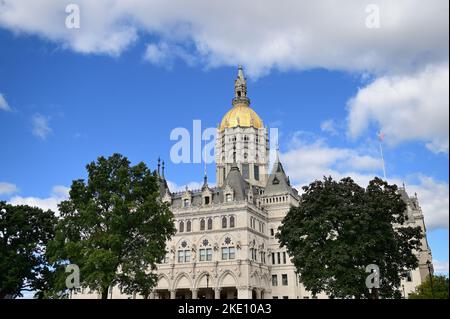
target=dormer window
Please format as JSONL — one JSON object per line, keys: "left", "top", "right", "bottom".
{"left": 226, "top": 194, "right": 232, "bottom": 202}
{"left": 204, "top": 196, "right": 210, "bottom": 205}
{"left": 184, "top": 199, "right": 190, "bottom": 207}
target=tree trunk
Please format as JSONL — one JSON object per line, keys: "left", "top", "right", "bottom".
{"left": 101, "top": 287, "right": 109, "bottom": 299}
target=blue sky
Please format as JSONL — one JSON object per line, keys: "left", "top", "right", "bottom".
{"left": 0, "top": 1, "right": 448, "bottom": 274}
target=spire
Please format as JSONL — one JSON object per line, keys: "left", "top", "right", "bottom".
{"left": 162, "top": 161, "right": 165, "bottom": 179}
{"left": 157, "top": 157, "right": 161, "bottom": 176}
{"left": 275, "top": 143, "right": 280, "bottom": 163}
{"left": 233, "top": 65, "right": 250, "bottom": 107}
{"left": 202, "top": 139, "right": 208, "bottom": 188}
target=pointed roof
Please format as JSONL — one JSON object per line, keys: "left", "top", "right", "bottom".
{"left": 224, "top": 163, "right": 247, "bottom": 201}
{"left": 264, "top": 156, "right": 294, "bottom": 196}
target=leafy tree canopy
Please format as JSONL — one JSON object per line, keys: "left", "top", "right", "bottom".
{"left": 409, "top": 275, "right": 449, "bottom": 299}
{"left": 47, "top": 153, "right": 175, "bottom": 299}
{"left": 277, "top": 176, "right": 423, "bottom": 299}
{"left": 0, "top": 202, "right": 56, "bottom": 299}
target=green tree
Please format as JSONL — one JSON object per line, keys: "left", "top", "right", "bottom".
{"left": 47, "top": 153, "right": 176, "bottom": 299}
{"left": 277, "top": 176, "right": 423, "bottom": 299}
{"left": 409, "top": 275, "right": 449, "bottom": 299}
{"left": 0, "top": 202, "right": 56, "bottom": 299}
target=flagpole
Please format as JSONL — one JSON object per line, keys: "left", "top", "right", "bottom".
{"left": 378, "top": 136, "right": 387, "bottom": 181}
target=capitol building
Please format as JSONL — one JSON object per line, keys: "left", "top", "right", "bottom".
{"left": 72, "top": 67, "right": 433, "bottom": 299}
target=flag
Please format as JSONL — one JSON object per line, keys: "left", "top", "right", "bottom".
{"left": 377, "top": 131, "right": 385, "bottom": 141}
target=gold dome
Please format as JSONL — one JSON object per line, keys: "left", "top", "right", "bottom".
{"left": 219, "top": 102, "right": 264, "bottom": 131}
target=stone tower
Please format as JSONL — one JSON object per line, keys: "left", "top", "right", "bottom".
{"left": 215, "top": 66, "right": 269, "bottom": 187}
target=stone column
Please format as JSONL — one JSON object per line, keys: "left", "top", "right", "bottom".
{"left": 255, "top": 288, "right": 262, "bottom": 299}
{"left": 191, "top": 289, "right": 198, "bottom": 299}
{"left": 170, "top": 289, "right": 176, "bottom": 299}
{"left": 214, "top": 287, "right": 221, "bottom": 299}
{"left": 237, "top": 287, "right": 252, "bottom": 299}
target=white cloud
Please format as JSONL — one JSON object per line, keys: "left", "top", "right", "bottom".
{"left": 0, "top": 1, "right": 447, "bottom": 76}
{"left": 9, "top": 185, "right": 69, "bottom": 214}
{"left": 0, "top": 182, "right": 19, "bottom": 195}
{"left": 320, "top": 119, "right": 339, "bottom": 136}
{"left": 405, "top": 175, "right": 449, "bottom": 230}
{"left": 0, "top": 93, "right": 11, "bottom": 111}
{"left": 166, "top": 180, "right": 206, "bottom": 193}
{"left": 347, "top": 64, "right": 449, "bottom": 153}
{"left": 282, "top": 133, "right": 383, "bottom": 186}
{"left": 144, "top": 42, "right": 196, "bottom": 68}
{"left": 31, "top": 113, "right": 52, "bottom": 140}
{"left": 433, "top": 260, "right": 449, "bottom": 274}
{"left": 281, "top": 133, "right": 449, "bottom": 230}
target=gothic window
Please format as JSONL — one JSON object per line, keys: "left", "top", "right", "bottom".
{"left": 254, "top": 165, "right": 260, "bottom": 181}
{"left": 221, "top": 247, "right": 235, "bottom": 260}
{"left": 250, "top": 248, "right": 257, "bottom": 261}
{"left": 229, "top": 247, "right": 235, "bottom": 259}
{"left": 405, "top": 271, "right": 413, "bottom": 282}
{"left": 222, "top": 216, "right": 227, "bottom": 229}
{"left": 207, "top": 218, "right": 213, "bottom": 230}
{"left": 230, "top": 216, "right": 235, "bottom": 228}
{"left": 282, "top": 274, "right": 288, "bottom": 286}
{"left": 283, "top": 252, "right": 287, "bottom": 264}
{"left": 200, "top": 219, "right": 205, "bottom": 231}
{"left": 186, "top": 220, "right": 191, "bottom": 232}
{"left": 272, "top": 275, "right": 278, "bottom": 286}
{"left": 199, "top": 248, "right": 213, "bottom": 261}
{"left": 179, "top": 221, "right": 184, "bottom": 233}
{"left": 178, "top": 250, "right": 191, "bottom": 263}
{"left": 183, "top": 199, "right": 190, "bottom": 207}
{"left": 242, "top": 163, "right": 249, "bottom": 179}
{"left": 224, "top": 237, "right": 232, "bottom": 245}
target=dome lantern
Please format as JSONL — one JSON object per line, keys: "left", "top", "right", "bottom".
{"left": 219, "top": 66, "right": 264, "bottom": 132}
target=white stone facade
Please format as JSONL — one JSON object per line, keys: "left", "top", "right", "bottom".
{"left": 71, "top": 67, "right": 432, "bottom": 300}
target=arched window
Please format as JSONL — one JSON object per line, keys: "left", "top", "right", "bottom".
{"left": 200, "top": 219, "right": 205, "bottom": 231}
{"left": 179, "top": 221, "right": 184, "bottom": 233}
{"left": 207, "top": 218, "right": 213, "bottom": 230}
{"left": 222, "top": 216, "right": 227, "bottom": 229}
{"left": 186, "top": 220, "right": 191, "bottom": 232}
{"left": 230, "top": 216, "right": 235, "bottom": 228}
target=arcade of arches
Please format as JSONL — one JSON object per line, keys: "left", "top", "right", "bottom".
{"left": 151, "top": 272, "right": 269, "bottom": 299}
